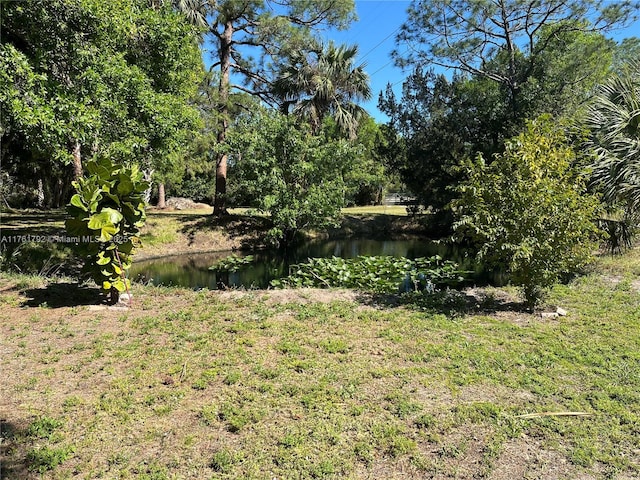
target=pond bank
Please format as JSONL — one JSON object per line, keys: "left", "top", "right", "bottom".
{"left": 137, "top": 210, "right": 430, "bottom": 261}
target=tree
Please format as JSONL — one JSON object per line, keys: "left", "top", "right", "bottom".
{"left": 0, "top": 0, "right": 202, "bottom": 208}
{"left": 342, "top": 115, "right": 389, "bottom": 206}
{"left": 174, "top": 0, "right": 355, "bottom": 215}
{"left": 224, "top": 110, "right": 359, "bottom": 247}
{"left": 613, "top": 37, "right": 640, "bottom": 72}
{"left": 395, "top": 0, "right": 637, "bottom": 119}
{"left": 381, "top": 24, "right": 621, "bottom": 230}
{"left": 585, "top": 61, "right": 640, "bottom": 216}
{"left": 379, "top": 69, "right": 511, "bottom": 229}
{"left": 453, "top": 116, "right": 601, "bottom": 307}
{"left": 273, "top": 41, "right": 372, "bottom": 138}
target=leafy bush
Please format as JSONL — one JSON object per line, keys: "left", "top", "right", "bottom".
{"left": 225, "top": 111, "right": 358, "bottom": 247}
{"left": 25, "top": 416, "right": 72, "bottom": 473}
{"left": 598, "top": 213, "right": 638, "bottom": 254}
{"left": 586, "top": 61, "right": 640, "bottom": 214}
{"left": 171, "top": 174, "right": 215, "bottom": 205}
{"left": 65, "top": 158, "right": 148, "bottom": 302}
{"left": 453, "top": 116, "right": 601, "bottom": 307}
{"left": 271, "top": 255, "right": 464, "bottom": 294}
{"left": 27, "top": 445, "right": 74, "bottom": 473}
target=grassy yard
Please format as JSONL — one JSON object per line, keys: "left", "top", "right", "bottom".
{"left": 1, "top": 247, "right": 639, "bottom": 479}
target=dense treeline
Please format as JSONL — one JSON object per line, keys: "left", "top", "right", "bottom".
{"left": 1, "top": 0, "right": 203, "bottom": 208}
{"left": 380, "top": 2, "right": 639, "bottom": 232}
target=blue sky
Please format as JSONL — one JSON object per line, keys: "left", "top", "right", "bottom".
{"left": 319, "top": 0, "right": 412, "bottom": 123}
{"left": 319, "top": 0, "right": 640, "bottom": 123}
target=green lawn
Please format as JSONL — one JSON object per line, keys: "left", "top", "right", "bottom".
{"left": 0, "top": 248, "right": 639, "bottom": 479}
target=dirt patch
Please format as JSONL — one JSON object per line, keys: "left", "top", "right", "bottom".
{"left": 216, "top": 287, "right": 367, "bottom": 305}
{"left": 489, "top": 436, "right": 598, "bottom": 480}
{"left": 600, "top": 274, "right": 640, "bottom": 292}
{"left": 137, "top": 227, "right": 241, "bottom": 260}
{"left": 162, "top": 197, "right": 210, "bottom": 210}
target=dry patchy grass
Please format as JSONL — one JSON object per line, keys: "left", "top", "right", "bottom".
{"left": 1, "top": 264, "right": 639, "bottom": 479}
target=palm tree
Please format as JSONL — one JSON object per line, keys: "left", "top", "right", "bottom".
{"left": 273, "top": 41, "right": 372, "bottom": 138}
{"left": 586, "top": 62, "right": 640, "bottom": 213}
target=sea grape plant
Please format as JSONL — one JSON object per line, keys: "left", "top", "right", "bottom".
{"left": 65, "top": 158, "right": 148, "bottom": 302}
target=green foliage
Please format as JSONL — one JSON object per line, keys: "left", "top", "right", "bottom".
{"left": 330, "top": 115, "right": 390, "bottom": 206}
{"left": 379, "top": 69, "right": 509, "bottom": 225}
{"left": 381, "top": 13, "right": 621, "bottom": 228}
{"left": 586, "top": 61, "right": 640, "bottom": 214}
{"left": 395, "top": 0, "right": 632, "bottom": 102}
{"left": 225, "top": 111, "right": 358, "bottom": 246}
{"left": 27, "top": 445, "right": 74, "bottom": 473}
{"left": 176, "top": 0, "right": 355, "bottom": 213}
{"left": 27, "top": 416, "right": 63, "bottom": 439}
{"left": 209, "top": 254, "right": 254, "bottom": 273}
{"left": 454, "top": 116, "right": 602, "bottom": 307}
{"left": 0, "top": 0, "right": 203, "bottom": 207}
{"left": 274, "top": 41, "right": 372, "bottom": 138}
{"left": 598, "top": 214, "right": 638, "bottom": 254}
{"left": 25, "top": 416, "right": 72, "bottom": 473}
{"left": 0, "top": 241, "right": 73, "bottom": 277}
{"left": 271, "top": 255, "right": 463, "bottom": 294}
{"left": 65, "top": 158, "right": 148, "bottom": 298}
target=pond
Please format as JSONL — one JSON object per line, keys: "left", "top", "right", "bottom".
{"left": 130, "top": 238, "right": 507, "bottom": 290}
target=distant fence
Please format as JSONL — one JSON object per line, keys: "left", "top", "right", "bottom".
{"left": 382, "top": 193, "right": 416, "bottom": 206}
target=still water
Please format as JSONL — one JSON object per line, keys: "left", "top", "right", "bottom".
{"left": 130, "top": 238, "right": 504, "bottom": 290}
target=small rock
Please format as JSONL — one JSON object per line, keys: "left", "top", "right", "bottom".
{"left": 116, "top": 293, "right": 133, "bottom": 307}
{"left": 556, "top": 307, "right": 567, "bottom": 316}
{"left": 540, "top": 312, "right": 559, "bottom": 319}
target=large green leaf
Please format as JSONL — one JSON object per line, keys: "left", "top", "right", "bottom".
{"left": 118, "top": 239, "right": 135, "bottom": 255}
{"left": 103, "top": 192, "right": 121, "bottom": 206}
{"left": 117, "top": 175, "right": 134, "bottom": 196}
{"left": 88, "top": 208, "right": 122, "bottom": 242}
{"left": 97, "top": 224, "right": 118, "bottom": 242}
{"left": 70, "top": 194, "right": 87, "bottom": 211}
{"left": 96, "top": 252, "right": 111, "bottom": 265}
{"left": 88, "top": 208, "right": 123, "bottom": 230}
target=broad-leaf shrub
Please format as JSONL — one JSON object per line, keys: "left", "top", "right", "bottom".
{"left": 453, "top": 116, "right": 601, "bottom": 307}
{"left": 66, "top": 158, "right": 148, "bottom": 301}
{"left": 271, "top": 255, "right": 463, "bottom": 294}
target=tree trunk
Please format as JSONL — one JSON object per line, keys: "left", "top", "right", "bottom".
{"left": 143, "top": 168, "right": 154, "bottom": 205}
{"left": 157, "top": 183, "right": 166, "bottom": 209}
{"left": 213, "top": 20, "right": 233, "bottom": 216}
{"left": 36, "top": 178, "right": 45, "bottom": 209}
{"left": 72, "top": 141, "right": 82, "bottom": 180}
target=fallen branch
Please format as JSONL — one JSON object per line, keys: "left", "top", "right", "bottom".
{"left": 515, "top": 411, "right": 593, "bottom": 419}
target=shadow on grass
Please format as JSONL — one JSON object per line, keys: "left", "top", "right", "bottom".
{"left": 21, "top": 282, "right": 103, "bottom": 308}
{"left": 355, "top": 288, "right": 527, "bottom": 317}
{"left": 0, "top": 419, "right": 29, "bottom": 480}
{"left": 177, "top": 213, "right": 272, "bottom": 249}
{"left": 0, "top": 211, "right": 67, "bottom": 238}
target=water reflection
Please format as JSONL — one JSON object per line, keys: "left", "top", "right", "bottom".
{"left": 130, "top": 238, "right": 506, "bottom": 289}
